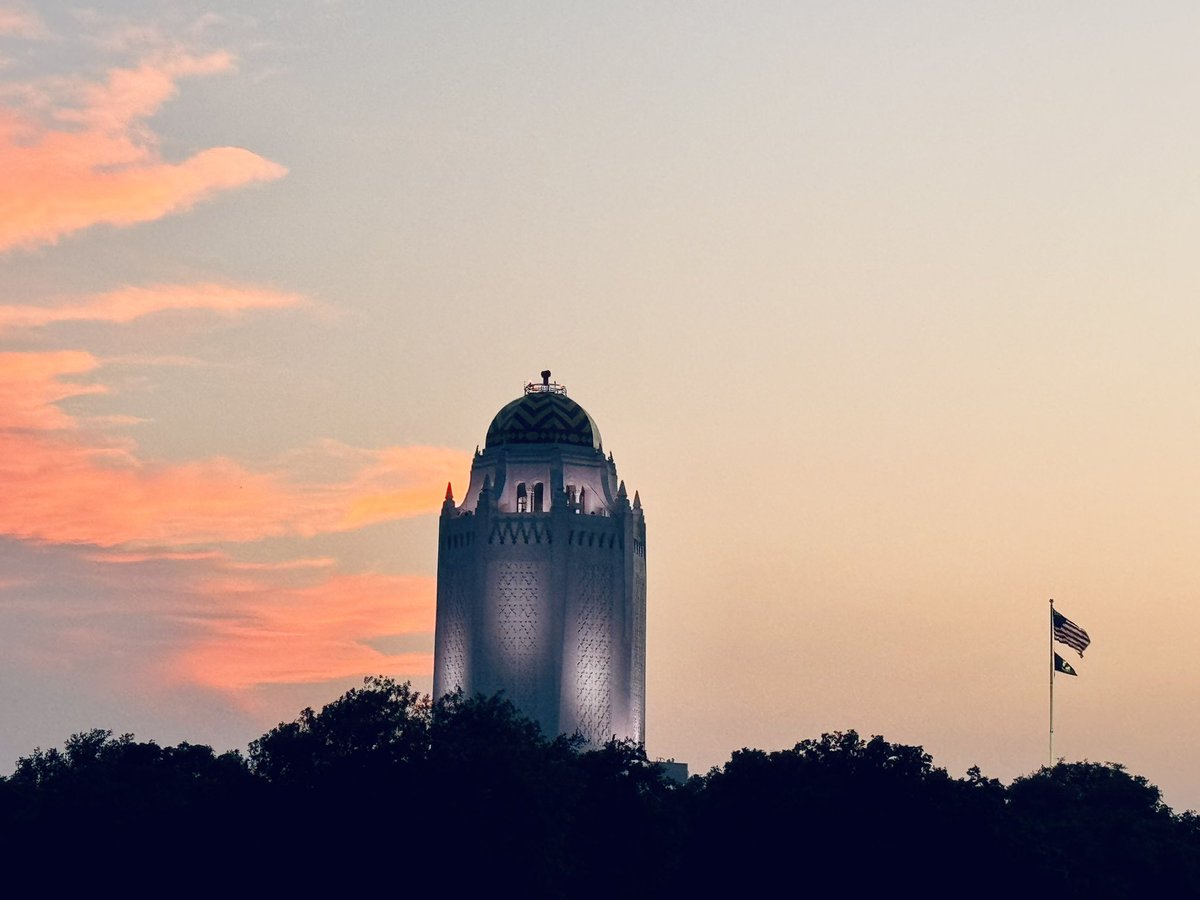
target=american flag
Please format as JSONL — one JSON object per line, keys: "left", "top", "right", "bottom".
{"left": 1052, "top": 609, "right": 1091, "bottom": 657}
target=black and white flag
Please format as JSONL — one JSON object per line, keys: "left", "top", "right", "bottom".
{"left": 1054, "top": 653, "right": 1078, "bottom": 677}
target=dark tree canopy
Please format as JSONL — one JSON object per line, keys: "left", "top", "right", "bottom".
{"left": 2, "top": 679, "right": 1198, "bottom": 897}
{"left": 248, "top": 675, "right": 430, "bottom": 785}
{"left": 1007, "top": 761, "right": 1200, "bottom": 898}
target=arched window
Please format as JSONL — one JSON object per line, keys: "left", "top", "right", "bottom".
{"left": 532, "top": 482, "right": 544, "bottom": 513}
{"left": 516, "top": 482, "right": 528, "bottom": 513}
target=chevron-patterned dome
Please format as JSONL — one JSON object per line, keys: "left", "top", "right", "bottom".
{"left": 485, "top": 389, "right": 602, "bottom": 450}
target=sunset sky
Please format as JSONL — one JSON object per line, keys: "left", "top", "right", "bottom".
{"left": 3, "top": 2, "right": 1199, "bottom": 808}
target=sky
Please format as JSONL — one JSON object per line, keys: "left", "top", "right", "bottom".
{"left": 2, "top": 1, "right": 1199, "bottom": 808}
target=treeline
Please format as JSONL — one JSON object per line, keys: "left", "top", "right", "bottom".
{"left": 2, "top": 677, "right": 1197, "bottom": 895}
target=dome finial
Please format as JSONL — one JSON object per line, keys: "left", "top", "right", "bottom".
{"left": 524, "top": 372, "right": 566, "bottom": 396}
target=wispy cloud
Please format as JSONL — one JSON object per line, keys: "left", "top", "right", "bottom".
{"left": 0, "top": 351, "right": 467, "bottom": 547}
{"left": 172, "top": 568, "right": 435, "bottom": 692}
{"left": 0, "top": 49, "right": 285, "bottom": 252}
{"left": 83, "top": 549, "right": 226, "bottom": 564}
{"left": 0, "top": 350, "right": 106, "bottom": 430}
{"left": 0, "top": 6, "right": 46, "bottom": 39}
{"left": 0, "top": 541, "right": 436, "bottom": 700}
{"left": 0, "top": 282, "right": 304, "bottom": 333}
{"left": 0, "top": 14, "right": 453, "bottom": 752}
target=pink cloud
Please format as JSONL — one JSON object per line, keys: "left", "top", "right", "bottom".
{"left": 0, "top": 50, "right": 285, "bottom": 252}
{"left": 0, "top": 351, "right": 468, "bottom": 547}
{"left": 0, "top": 350, "right": 106, "bottom": 430}
{"left": 172, "top": 569, "right": 436, "bottom": 692}
{"left": 0, "top": 282, "right": 305, "bottom": 332}
{"left": 2, "top": 543, "right": 435, "bottom": 698}
{"left": 0, "top": 7, "right": 45, "bottom": 39}
{"left": 0, "top": 26, "right": 444, "bottom": 729}
{"left": 84, "top": 549, "right": 226, "bottom": 564}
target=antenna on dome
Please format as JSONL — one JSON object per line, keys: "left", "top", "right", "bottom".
{"left": 525, "top": 370, "right": 567, "bottom": 395}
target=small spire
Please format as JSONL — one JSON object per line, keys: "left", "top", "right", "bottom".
{"left": 632, "top": 490, "right": 641, "bottom": 510}
{"left": 476, "top": 474, "right": 493, "bottom": 513}
{"left": 607, "top": 450, "right": 614, "bottom": 463}
{"left": 617, "top": 480, "right": 627, "bottom": 499}
{"left": 445, "top": 482, "right": 454, "bottom": 501}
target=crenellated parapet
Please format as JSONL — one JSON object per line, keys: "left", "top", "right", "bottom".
{"left": 488, "top": 517, "right": 553, "bottom": 546}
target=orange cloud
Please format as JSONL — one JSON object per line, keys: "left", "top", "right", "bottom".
{"left": 84, "top": 549, "right": 226, "bottom": 564}
{"left": 0, "top": 27, "right": 444, "bottom": 726}
{"left": 0, "top": 350, "right": 106, "bottom": 430}
{"left": 0, "top": 282, "right": 304, "bottom": 332}
{"left": 0, "top": 351, "right": 468, "bottom": 546}
{"left": 172, "top": 569, "right": 435, "bottom": 692}
{"left": 2, "top": 543, "right": 436, "bottom": 699}
{"left": 0, "top": 51, "right": 285, "bottom": 252}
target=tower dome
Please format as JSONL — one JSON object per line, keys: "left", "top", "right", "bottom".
{"left": 484, "top": 372, "right": 602, "bottom": 450}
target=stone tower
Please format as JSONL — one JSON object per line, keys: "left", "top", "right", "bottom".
{"left": 433, "top": 372, "right": 647, "bottom": 745}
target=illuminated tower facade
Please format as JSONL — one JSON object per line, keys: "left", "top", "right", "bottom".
{"left": 433, "top": 372, "right": 647, "bottom": 745}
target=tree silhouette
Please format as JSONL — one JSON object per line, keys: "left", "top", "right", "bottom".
{"left": 249, "top": 675, "right": 430, "bottom": 786}
{"left": 1008, "top": 761, "right": 1200, "bottom": 896}
{"left": 2, "top": 729, "right": 255, "bottom": 885}
{"left": 5, "top": 682, "right": 1200, "bottom": 896}
{"left": 676, "top": 730, "right": 1011, "bottom": 892}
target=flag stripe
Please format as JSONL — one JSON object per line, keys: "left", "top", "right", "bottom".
{"left": 1052, "top": 609, "right": 1091, "bottom": 656}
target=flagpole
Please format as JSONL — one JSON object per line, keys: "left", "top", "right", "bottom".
{"left": 1049, "top": 597, "right": 1055, "bottom": 767}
